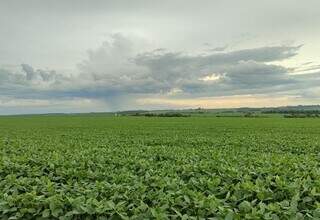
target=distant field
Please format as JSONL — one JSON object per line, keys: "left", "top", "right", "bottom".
{"left": 1, "top": 115, "right": 320, "bottom": 219}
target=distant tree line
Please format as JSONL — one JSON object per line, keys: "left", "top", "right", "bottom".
{"left": 283, "top": 113, "right": 320, "bottom": 118}
{"left": 263, "top": 110, "right": 320, "bottom": 114}
{"left": 132, "top": 112, "right": 190, "bottom": 117}
{"left": 216, "top": 113, "right": 264, "bottom": 118}
{"left": 261, "top": 110, "right": 320, "bottom": 118}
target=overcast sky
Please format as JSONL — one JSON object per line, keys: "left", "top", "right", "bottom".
{"left": 1, "top": 0, "right": 320, "bottom": 114}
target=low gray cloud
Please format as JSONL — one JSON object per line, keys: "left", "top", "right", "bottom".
{"left": 21, "top": 64, "right": 62, "bottom": 82}
{"left": 0, "top": 63, "right": 71, "bottom": 101}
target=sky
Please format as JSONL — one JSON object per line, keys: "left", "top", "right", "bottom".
{"left": 1, "top": 0, "right": 320, "bottom": 114}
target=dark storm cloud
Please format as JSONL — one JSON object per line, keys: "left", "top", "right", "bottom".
{"left": 134, "top": 45, "right": 299, "bottom": 80}
{"left": 130, "top": 45, "right": 301, "bottom": 96}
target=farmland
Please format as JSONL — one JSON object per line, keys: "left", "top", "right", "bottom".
{"left": 0, "top": 115, "right": 320, "bottom": 219}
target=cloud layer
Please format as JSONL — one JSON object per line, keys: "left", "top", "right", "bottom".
{"left": 1, "top": 34, "right": 320, "bottom": 113}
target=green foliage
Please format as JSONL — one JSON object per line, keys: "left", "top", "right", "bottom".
{"left": 0, "top": 116, "right": 320, "bottom": 219}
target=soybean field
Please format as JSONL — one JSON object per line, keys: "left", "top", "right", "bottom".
{"left": 0, "top": 115, "right": 320, "bottom": 219}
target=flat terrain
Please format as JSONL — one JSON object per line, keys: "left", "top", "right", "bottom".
{"left": 0, "top": 115, "right": 320, "bottom": 219}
